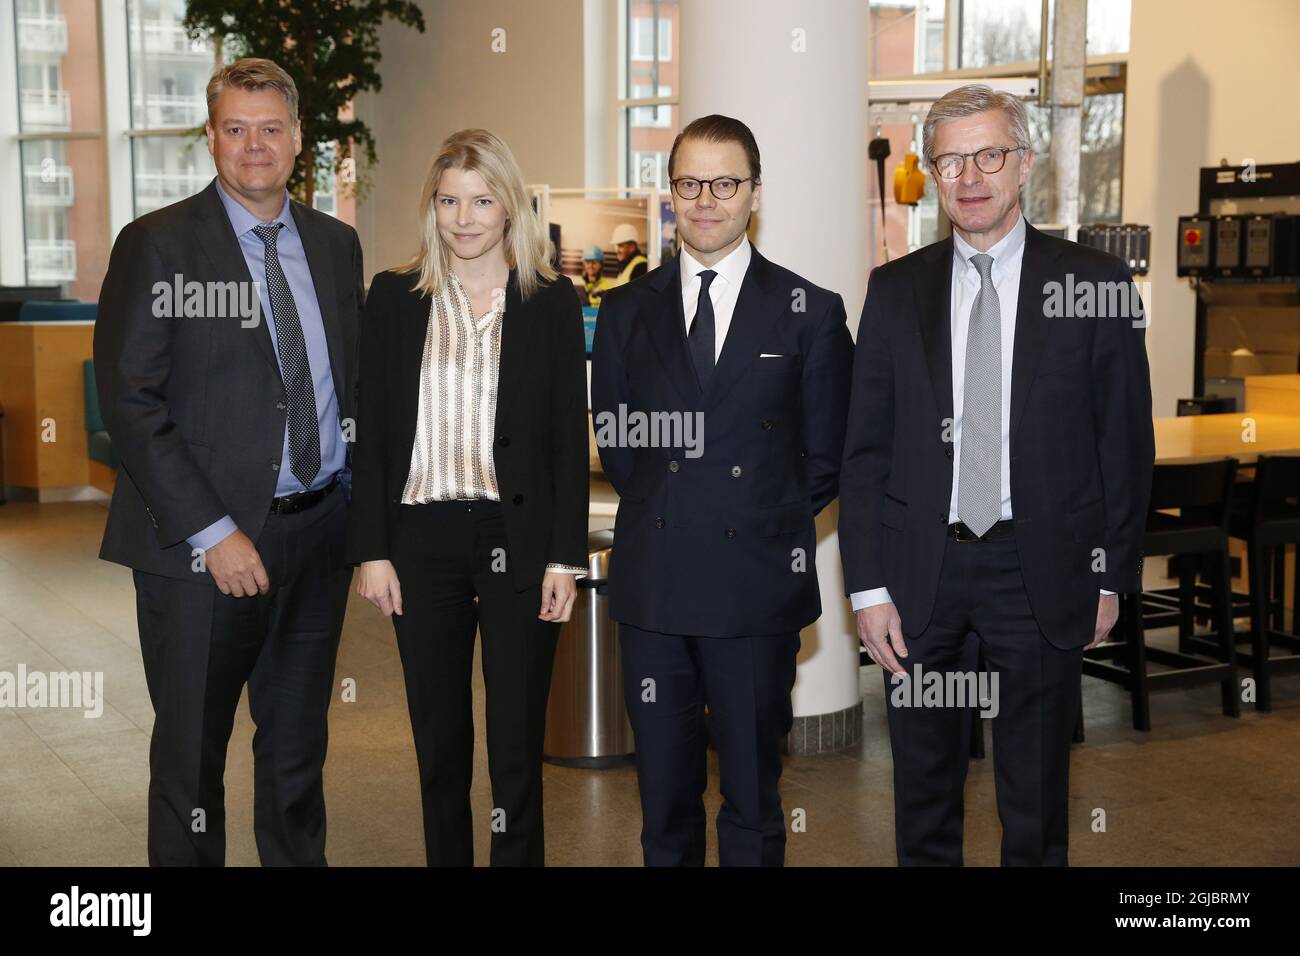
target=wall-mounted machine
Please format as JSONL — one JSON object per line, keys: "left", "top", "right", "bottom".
{"left": 1176, "top": 161, "right": 1300, "bottom": 402}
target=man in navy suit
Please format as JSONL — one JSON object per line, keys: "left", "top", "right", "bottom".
{"left": 591, "top": 115, "right": 853, "bottom": 866}
{"left": 839, "top": 85, "right": 1153, "bottom": 865}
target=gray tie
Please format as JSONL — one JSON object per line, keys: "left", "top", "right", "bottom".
{"left": 957, "top": 252, "right": 1001, "bottom": 537}
{"left": 254, "top": 222, "right": 321, "bottom": 491}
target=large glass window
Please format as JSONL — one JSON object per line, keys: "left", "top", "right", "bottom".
{"left": 869, "top": 0, "right": 947, "bottom": 77}
{"left": 13, "top": 0, "right": 110, "bottom": 299}
{"left": 622, "top": 0, "right": 678, "bottom": 190}
{"left": 867, "top": 0, "right": 1130, "bottom": 264}
{"left": 125, "top": 0, "right": 217, "bottom": 217}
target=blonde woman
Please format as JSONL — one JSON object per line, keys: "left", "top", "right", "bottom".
{"left": 345, "top": 129, "right": 589, "bottom": 866}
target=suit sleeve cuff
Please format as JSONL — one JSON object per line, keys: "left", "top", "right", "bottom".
{"left": 851, "top": 586, "right": 893, "bottom": 611}
{"left": 187, "top": 515, "right": 238, "bottom": 552}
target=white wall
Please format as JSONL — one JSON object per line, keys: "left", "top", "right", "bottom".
{"left": 354, "top": 0, "right": 587, "bottom": 279}
{"left": 1122, "top": 0, "right": 1300, "bottom": 416}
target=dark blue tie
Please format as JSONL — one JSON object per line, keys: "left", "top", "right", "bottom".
{"left": 254, "top": 222, "right": 320, "bottom": 491}
{"left": 689, "top": 269, "right": 717, "bottom": 392}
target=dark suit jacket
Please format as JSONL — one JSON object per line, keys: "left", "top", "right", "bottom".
{"left": 838, "top": 221, "right": 1155, "bottom": 649}
{"left": 590, "top": 247, "right": 854, "bottom": 638}
{"left": 95, "top": 180, "right": 364, "bottom": 580}
{"left": 343, "top": 269, "right": 589, "bottom": 591}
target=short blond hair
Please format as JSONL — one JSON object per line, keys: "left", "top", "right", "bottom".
{"left": 399, "top": 129, "right": 557, "bottom": 301}
{"left": 922, "top": 84, "right": 1031, "bottom": 165}
{"left": 206, "top": 58, "right": 299, "bottom": 124}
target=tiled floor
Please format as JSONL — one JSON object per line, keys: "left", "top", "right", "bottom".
{"left": 1, "top": 500, "right": 1297, "bottom": 866}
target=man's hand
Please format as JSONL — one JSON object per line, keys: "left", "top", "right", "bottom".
{"left": 1085, "top": 592, "right": 1120, "bottom": 649}
{"left": 856, "top": 602, "right": 909, "bottom": 675}
{"left": 357, "top": 559, "right": 403, "bottom": 617}
{"left": 205, "top": 529, "right": 269, "bottom": 597}
{"left": 539, "top": 572, "right": 577, "bottom": 623}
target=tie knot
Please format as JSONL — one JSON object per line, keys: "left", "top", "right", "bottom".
{"left": 698, "top": 269, "right": 717, "bottom": 291}
{"left": 253, "top": 222, "right": 283, "bottom": 247}
{"left": 969, "top": 252, "right": 994, "bottom": 281}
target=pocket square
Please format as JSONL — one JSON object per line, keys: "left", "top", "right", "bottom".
{"left": 759, "top": 352, "right": 785, "bottom": 358}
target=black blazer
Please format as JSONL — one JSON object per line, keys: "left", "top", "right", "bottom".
{"left": 838, "top": 221, "right": 1155, "bottom": 649}
{"left": 344, "top": 268, "right": 589, "bottom": 591}
{"left": 590, "top": 248, "right": 854, "bottom": 638}
{"left": 95, "top": 180, "right": 364, "bottom": 580}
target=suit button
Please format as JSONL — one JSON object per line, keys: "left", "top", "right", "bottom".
{"left": 271, "top": 462, "right": 280, "bottom": 471}
{"left": 945, "top": 447, "right": 953, "bottom": 459}
{"left": 668, "top": 460, "right": 679, "bottom": 472}
{"left": 731, "top": 465, "right": 742, "bottom": 477}
{"left": 498, "top": 436, "right": 510, "bottom": 447}
{"left": 760, "top": 420, "right": 772, "bottom": 430}
{"left": 276, "top": 400, "right": 286, "bottom": 410}
{"left": 513, "top": 493, "right": 524, "bottom": 505}
{"left": 725, "top": 527, "right": 737, "bottom": 539}
{"left": 654, "top": 517, "right": 665, "bottom": 529}
{"left": 939, "top": 513, "right": 946, "bottom": 524}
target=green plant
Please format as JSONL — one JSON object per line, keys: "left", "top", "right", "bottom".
{"left": 184, "top": 0, "right": 425, "bottom": 206}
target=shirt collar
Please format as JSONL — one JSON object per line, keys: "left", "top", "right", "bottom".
{"left": 952, "top": 213, "right": 1026, "bottom": 280}
{"left": 680, "top": 234, "right": 752, "bottom": 290}
{"left": 215, "top": 177, "right": 295, "bottom": 240}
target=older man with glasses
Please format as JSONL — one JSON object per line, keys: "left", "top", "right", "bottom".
{"left": 838, "top": 84, "right": 1154, "bottom": 866}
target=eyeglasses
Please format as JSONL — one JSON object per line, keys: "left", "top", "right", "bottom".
{"left": 931, "top": 146, "right": 1026, "bottom": 180}
{"left": 669, "top": 176, "right": 756, "bottom": 200}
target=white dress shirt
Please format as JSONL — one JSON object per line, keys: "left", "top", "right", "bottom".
{"left": 680, "top": 235, "right": 752, "bottom": 360}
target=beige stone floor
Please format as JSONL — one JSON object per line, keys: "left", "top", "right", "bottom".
{"left": 1, "top": 499, "right": 1297, "bottom": 867}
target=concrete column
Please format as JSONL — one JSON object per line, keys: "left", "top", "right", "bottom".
{"left": 680, "top": 0, "right": 868, "bottom": 753}
{"left": 1049, "top": 0, "right": 1087, "bottom": 225}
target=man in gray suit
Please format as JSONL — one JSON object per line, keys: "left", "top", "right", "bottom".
{"left": 95, "top": 58, "right": 363, "bottom": 866}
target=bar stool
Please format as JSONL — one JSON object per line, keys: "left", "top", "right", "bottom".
{"left": 1222, "top": 453, "right": 1300, "bottom": 711}
{"left": 1082, "top": 457, "right": 1241, "bottom": 731}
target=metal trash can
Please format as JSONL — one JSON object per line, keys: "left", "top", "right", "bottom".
{"left": 543, "top": 529, "right": 635, "bottom": 767}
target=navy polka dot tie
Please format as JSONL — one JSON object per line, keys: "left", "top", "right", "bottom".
{"left": 254, "top": 222, "right": 320, "bottom": 491}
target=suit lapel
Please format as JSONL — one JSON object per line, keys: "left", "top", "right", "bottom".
{"left": 703, "top": 248, "right": 784, "bottom": 414}
{"left": 643, "top": 256, "right": 705, "bottom": 408}
{"left": 916, "top": 236, "right": 955, "bottom": 427}
{"left": 1009, "top": 223, "right": 1057, "bottom": 440}
{"left": 398, "top": 275, "right": 429, "bottom": 463}
{"left": 496, "top": 271, "right": 534, "bottom": 424}
{"left": 192, "top": 181, "right": 279, "bottom": 374}
{"left": 291, "top": 202, "right": 346, "bottom": 418}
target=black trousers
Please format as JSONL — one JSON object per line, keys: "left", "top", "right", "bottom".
{"left": 132, "top": 483, "right": 350, "bottom": 866}
{"left": 619, "top": 623, "right": 800, "bottom": 866}
{"left": 887, "top": 533, "right": 1083, "bottom": 866}
{"left": 389, "top": 499, "right": 559, "bottom": 866}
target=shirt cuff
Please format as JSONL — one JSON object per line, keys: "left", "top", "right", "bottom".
{"left": 1099, "top": 588, "right": 1117, "bottom": 596}
{"left": 187, "top": 515, "right": 238, "bottom": 553}
{"left": 545, "top": 562, "right": 589, "bottom": 579}
{"left": 851, "top": 586, "right": 893, "bottom": 611}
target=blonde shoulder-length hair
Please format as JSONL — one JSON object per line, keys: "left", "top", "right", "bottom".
{"left": 397, "top": 129, "right": 556, "bottom": 301}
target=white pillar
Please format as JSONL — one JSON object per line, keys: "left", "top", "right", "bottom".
{"left": 680, "top": 0, "right": 868, "bottom": 747}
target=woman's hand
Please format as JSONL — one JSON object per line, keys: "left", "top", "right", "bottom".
{"left": 538, "top": 571, "right": 577, "bottom": 623}
{"left": 358, "top": 559, "right": 404, "bottom": 617}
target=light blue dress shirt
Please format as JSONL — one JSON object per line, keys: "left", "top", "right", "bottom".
{"left": 186, "top": 179, "right": 345, "bottom": 553}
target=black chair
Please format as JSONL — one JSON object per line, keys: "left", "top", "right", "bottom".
{"left": 1218, "top": 453, "right": 1300, "bottom": 711}
{"left": 1082, "top": 457, "right": 1241, "bottom": 731}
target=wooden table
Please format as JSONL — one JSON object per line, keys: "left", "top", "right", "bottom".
{"left": 1154, "top": 412, "right": 1300, "bottom": 464}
